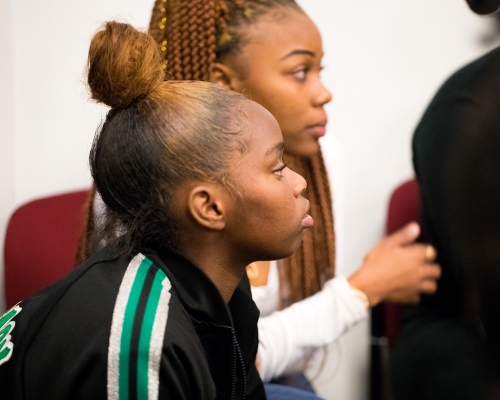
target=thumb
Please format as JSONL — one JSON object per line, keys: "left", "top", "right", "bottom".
{"left": 385, "top": 222, "right": 420, "bottom": 246}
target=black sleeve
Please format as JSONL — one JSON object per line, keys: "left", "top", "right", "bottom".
{"left": 412, "top": 46, "right": 500, "bottom": 309}
{"left": 159, "top": 335, "right": 217, "bottom": 399}
{"left": 158, "top": 301, "right": 217, "bottom": 399}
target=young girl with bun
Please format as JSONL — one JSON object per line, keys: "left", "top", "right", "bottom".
{"left": 0, "top": 21, "right": 315, "bottom": 399}
{"left": 76, "top": 0, "right": 441, "bottom": 391}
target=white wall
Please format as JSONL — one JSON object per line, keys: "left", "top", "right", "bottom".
{"left": 11, "top": 0, "right": 153, "bottom": 203}
{"left": 0, "top": 0, "right": 152, "bottom": 313}
{"left": 0, "top": 0, "right": 497, "bottom": 398}
{"left": 0, "top": 0, "right": 15, "bottom": 314}
{"left": 298, "top": 1, "right": 498, "bottom": 399}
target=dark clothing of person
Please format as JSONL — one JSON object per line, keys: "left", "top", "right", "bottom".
{"left": 466, "top": 0, "right": 500, "bottom": 14}
{"left": 0, "top": 243, "right": 266, "bottom": 399}
{"left": 390, "top": 46, "right": 500, "bottom": 399}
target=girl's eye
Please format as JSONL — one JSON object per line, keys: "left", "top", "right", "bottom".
{"left": 293, "top": 68, "right": 308, "bottom": 82}
{"left": 274, "top": 164, "right": 287, "bottom": 177}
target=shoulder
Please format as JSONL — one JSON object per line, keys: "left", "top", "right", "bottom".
{"left": 0, "top": 250, "right": 131, "bottom": 397}
{"left": 414, "top": 47, "right": 500, "bottom": 149}
{"left": 107, "top": 257, "right": 215, "bottom": 398}
{"left": 0, "top": 251, "right": 214, "bottom": 399}
{"left": 102, "top": 252, "right": 216, "bottom": 399}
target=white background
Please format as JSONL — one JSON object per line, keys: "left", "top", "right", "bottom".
{"left": 0, "top": 0, "right": 498, "bottom": 398}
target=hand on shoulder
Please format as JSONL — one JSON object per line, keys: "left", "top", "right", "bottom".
{"left": 348, "top": 222, "right": 441, "bottom": 307}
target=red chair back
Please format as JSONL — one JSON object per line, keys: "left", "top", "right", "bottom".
{"left": 387, "top": 179, "right": 423, "bottom": 238}
{"left": 371, "top": 178, "right": 424, "bottom": 399}
{"left": 385, "top": 178, "right": 423, "bottom": 347}
{"left": 4, "top": 190, "right": 89, "bottom": 308}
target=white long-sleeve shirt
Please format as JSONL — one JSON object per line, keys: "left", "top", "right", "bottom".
{"left": 252, "top": 267, "right": 367, "bottom": 382}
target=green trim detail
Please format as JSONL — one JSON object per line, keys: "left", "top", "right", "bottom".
{"left": 118, "top": 257, "right": 153, "bottom": 400}
{"left": 137, "top": 268, "right": 167, "bottom": 398}
{"left": 0, "top": 304, "right": 22, "bottom": 366}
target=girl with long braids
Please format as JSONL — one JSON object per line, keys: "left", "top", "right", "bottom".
{"left": 0, "top": 20, "right": 321, "bottom": 399}
{"left": 76, "top": 0, "right": 441, "bottom": 393}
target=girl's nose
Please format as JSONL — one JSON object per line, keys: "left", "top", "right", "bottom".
{"left": 291, "top": 169, "right": 307, "bottom": 197}
{"left": 313, "top": 80, "right": 332, "bottom": 107}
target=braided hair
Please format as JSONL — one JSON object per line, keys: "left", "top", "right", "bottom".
{"left": 150, "top": 0, "right": 335, "bottom": 305}
{"left": 77, "top": 0, "right": 335, "bottom": 305}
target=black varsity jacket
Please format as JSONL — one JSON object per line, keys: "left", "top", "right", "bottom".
{"left": 0, "top": 243, "right": 266, "bottom": 399}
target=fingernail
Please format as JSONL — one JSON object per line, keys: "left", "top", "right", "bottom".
{"left": 408, "top": 222, "right": 420, "bottom": 235}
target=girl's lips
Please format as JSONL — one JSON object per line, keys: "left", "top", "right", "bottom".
{"left": 306, "top": 124, "right": 326, "bottom": 138}
{"left": 301, "top": 214, "right": 314, "bottom": 228}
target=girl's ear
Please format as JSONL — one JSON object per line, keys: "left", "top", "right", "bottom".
{"left": 188, "top": 184, "right": 227, "bottom": 230}
{"left": 210, "top": 62, "right": 242, "bottom": 90}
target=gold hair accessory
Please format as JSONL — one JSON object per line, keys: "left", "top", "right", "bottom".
{"left": 218, "top": 32, "right": 233, "bottom": 46}
{"left": 244, "top": 8, "right": 257, "bottom": 18}
{"left": 158, "top": 4, "right": 167, "bottom": 30}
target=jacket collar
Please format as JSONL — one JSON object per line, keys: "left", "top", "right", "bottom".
{"left": 139, "top": 245, "right": 259, "bottom": 330}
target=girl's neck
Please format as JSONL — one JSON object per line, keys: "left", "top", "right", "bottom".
{"left": 177, "top": 241, "right": 247, "bottom": 303}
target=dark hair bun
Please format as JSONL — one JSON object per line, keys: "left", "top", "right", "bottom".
{"left": 87, "top": 21, "right": 164, "bottom": 108}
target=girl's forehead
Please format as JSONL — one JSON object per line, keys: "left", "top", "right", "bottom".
{"left": 243, "top": 102, "right": 281, "bottom": 142}
{"left": 240, "top": 11, "right": 320, "bottom": 54}
{"left": 242, "top": 9, "right": 314, "bottom": 41}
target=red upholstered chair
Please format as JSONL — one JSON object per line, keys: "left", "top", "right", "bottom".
{"left": 385, "top": 178, "right": 424, "bottom": 348}
{"left": 386, "top": 178, "right": 423, "bottom": 239}
{"left": 3, "top": 189, "right": 89, "bottom": 309}
{"left": 370, "top": 178, "right": 424, "bottom": 400}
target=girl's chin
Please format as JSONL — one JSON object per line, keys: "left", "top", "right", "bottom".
{"left": 284, "top": 141, "right": 321, "bottom": 158}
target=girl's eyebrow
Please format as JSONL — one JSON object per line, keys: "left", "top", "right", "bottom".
{"left": 280, "top": 49, "right": 314, "bottom": 60}
{"left": 265, "top": 141, "right": 285, "bottom": 157}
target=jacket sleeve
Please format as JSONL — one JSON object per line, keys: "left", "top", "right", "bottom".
{"left": 159, "top": 321, "right": 217, "bottom": 399}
